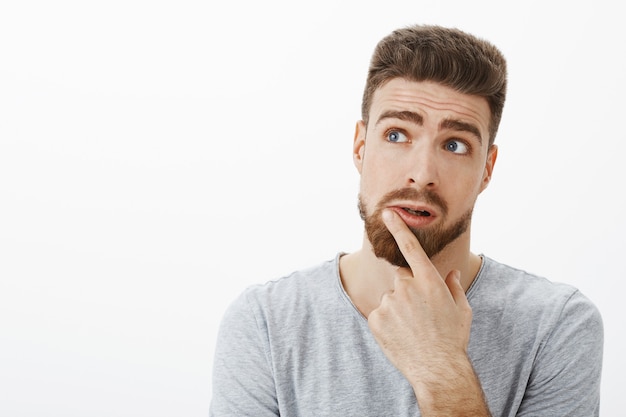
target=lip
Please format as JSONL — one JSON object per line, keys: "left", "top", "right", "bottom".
{"left": 388, "top": 204, "right": 438, "bottom": 229}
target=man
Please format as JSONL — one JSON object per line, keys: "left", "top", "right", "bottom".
{"left": 210, "top": 25, "right": 603, "bottom": 416}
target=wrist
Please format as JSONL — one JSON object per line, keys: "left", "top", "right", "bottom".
{"left": 409, "top": 352, "right": 491, "bottom": 416}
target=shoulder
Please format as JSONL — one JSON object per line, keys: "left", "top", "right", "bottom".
{"left": 470, "top": 257, "right": 603, "bottom": 415}
{"left": 469, "top": 256, "right": 604, "bottom": 359}
{"left": 472, "top": 256, "right": 596, "bottom": 309}
{"left": 470, "top": 256, "right": 602, "bottom": 337}
{"left": 223, "top": 255, "right": 344, "bottom": 327}
{"left": 244, "top": 255, "right": 340, "bottom": 303}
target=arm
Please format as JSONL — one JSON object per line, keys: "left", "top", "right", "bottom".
{"left": 209, "top": 292, "right": 279, "bottom": 417}
{"left": 517, "top": 290, "right": 603, "bottom": 416}
{"left": 367, "top": 209, "right": 491, "bottom": 416}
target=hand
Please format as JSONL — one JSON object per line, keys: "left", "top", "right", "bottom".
{"left": 367, "top": 209, "right": 473, "bottom": 384}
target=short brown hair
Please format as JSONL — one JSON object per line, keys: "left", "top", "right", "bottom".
{"left": 361, "top": 25, "right": 507, "bottom": 145}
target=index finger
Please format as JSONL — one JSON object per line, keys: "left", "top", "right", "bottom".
{"left": 382, "top": 208, "right": 437, "bottom": 272}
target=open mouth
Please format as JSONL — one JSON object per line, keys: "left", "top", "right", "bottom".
{"left": 403, "top": 207, "right": 431, "bottom": 217}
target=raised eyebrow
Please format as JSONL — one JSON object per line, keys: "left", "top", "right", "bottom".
{"left": 439, "top": 118, "right": 483, "bottom": 145}
{"left": 375, "top": 110, "right": 423, "bottom": 127}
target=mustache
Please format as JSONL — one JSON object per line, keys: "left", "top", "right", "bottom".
{"left": 376, "top": 187, "right": 448, "bottom": 216}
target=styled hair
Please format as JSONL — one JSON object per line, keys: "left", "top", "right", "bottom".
{"left": 361, "top": 25, "right": 508, "bottom": 145}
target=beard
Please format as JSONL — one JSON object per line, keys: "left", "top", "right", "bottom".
{"left": 359, "top": 188, "right": 472, "bottom": 267}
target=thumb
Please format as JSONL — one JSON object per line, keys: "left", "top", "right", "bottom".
{"left": 445, "top": 270, "right": 468, "bottom": 306}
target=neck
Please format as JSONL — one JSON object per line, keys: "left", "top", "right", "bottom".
{"left": 339, "top": 231, "right": 481, "bottom": 318}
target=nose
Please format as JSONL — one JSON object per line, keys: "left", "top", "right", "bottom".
{"left": 406, "top": 146, "right": 439, "bottom": 189}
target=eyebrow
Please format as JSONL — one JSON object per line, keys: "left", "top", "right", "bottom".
{"left": 376, "top": 110, "right": 423, "bottom": 126}
{"left": 439, "top": 118, "right": 483, "bottom": 145}
{"left": 375, "top": 110, "right": 483, "bottom": 145}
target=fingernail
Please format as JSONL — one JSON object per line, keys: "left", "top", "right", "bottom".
{"left": 382, "top": 209, "right": 394, "bottom": 223}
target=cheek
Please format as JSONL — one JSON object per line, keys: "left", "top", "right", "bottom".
{"left": 455, "top": 156, "right": 488, "bottom": 186}
{"left": 445, "top": 167, "right": 485, "bottom": 207}
{"left": 462, "top": 172, "right": 484, "bottom": 196}
{"left": 359, "top": 156, "right": 399, "bottom": 194}
{"left": 358, "top": 167, "right": 377, "bottom": 198}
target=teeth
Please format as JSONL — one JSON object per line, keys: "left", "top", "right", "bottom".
{"left": 404, "top": 208, "right": 430, "bottom": 216}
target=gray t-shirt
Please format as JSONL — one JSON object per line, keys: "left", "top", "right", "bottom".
{"left": 210, "top": 255, "right": 603, "bottom": 416}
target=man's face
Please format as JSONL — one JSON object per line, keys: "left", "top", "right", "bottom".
{"left": 353, "top": 78, "right": 497, "bottom": 267}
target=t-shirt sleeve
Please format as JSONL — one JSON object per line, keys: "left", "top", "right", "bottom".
{"left": 516, "top": 290, "right": 603, "bottom": 416}
{"left": 209, "top": 291, "right": 279, "bottom": 417}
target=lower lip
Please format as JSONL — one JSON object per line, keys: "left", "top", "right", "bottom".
{"left": 389, "top": 207, "right": 437, "bottom": 229}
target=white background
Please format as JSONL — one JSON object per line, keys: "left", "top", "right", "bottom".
{"left": 1, "top": 1, "right": 624, "bottom": 415}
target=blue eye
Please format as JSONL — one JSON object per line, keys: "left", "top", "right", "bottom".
{"left": 387, "top": 130, "right": 408, "bottom": 143}
{"left": 445, "top": 140, "right": 469, "bottom": 154}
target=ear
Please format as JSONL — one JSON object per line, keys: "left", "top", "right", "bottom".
{"left": 479, "top": 144, "right": 498, "bottom": 193}
{"left": 353, "top": 120, "right": 367, "bottom": 174}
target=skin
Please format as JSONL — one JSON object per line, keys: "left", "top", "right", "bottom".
{"left": 339, "top": 78, "right": 498, "bottom": 415}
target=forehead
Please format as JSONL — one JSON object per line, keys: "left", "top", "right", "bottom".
{"left": 369, "top": 78, "right": 491, "bottom": 139}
